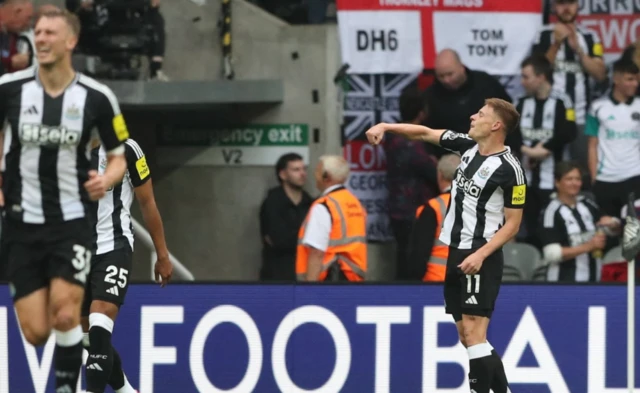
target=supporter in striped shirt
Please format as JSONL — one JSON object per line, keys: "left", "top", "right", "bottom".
{"left": 531, "top": 0, "right": 607, "bottom": 171}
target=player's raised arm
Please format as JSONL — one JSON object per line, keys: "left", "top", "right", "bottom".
{"left": 365, "top": 122, "right": 446, "bottom": 145}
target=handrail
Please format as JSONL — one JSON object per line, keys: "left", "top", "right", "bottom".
{"left": 130, "top": 218, "right": 195, "bottom": 281}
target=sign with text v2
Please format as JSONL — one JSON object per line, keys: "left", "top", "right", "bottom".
{"left": 156, "top": 124, "right": 309, "bottom": 166}
{"left": 336, "top": 0, "right": 543, "bottom": 75}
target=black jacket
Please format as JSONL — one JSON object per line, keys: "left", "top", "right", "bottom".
{"left": 424, "top": 68, "right": 512, "bottom": 133}
{"left": 259, "top": 186, "right": 312, "bottom": 281}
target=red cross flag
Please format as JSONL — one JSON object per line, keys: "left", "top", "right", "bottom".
{"left": 337, "top": 0, "right": 543, "bottom": 75}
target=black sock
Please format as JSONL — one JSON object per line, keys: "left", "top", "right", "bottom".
{"left": 86, "top": 313, "right": 115, "bottom": 393}
{"left": 150, "top": 60, "right": 162, "bottom": 77}
{"left": 467, "top": 343, "right": 495, "bottom": 393}
{"left": 109, "top": 346, "right": 126, "bottom": 390}
{"left": 53, "top": 326, "right": 84, "bottom": 393}
{"left": 86, "top": 326, "right": 113, "bottom": 393}
{"left": 490, "top": 349, "right": 511, "bottom": 393}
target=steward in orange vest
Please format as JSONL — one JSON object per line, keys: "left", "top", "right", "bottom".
{"left": 412, "top": 191, "right": 451, "bottom": 281}
{"left": 296, "top": 157, "right": 367, "bottom": 281}
{"left": 407, "top": 154, "right": 459, "bottom": 281}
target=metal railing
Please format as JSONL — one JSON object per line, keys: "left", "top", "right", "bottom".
{"left": 130, "top": 218, "right": 195, "bottom": 281}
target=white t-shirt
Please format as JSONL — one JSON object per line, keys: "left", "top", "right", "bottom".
{"left": 585, "top": 95, "right": 640, "bottom": 182}
{"left": 301, "top": 185, "right": 343, "bottom": 251}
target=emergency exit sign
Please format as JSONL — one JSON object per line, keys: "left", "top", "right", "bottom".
{"left": 157, "top": 124, "right": 310, "bottom": 166}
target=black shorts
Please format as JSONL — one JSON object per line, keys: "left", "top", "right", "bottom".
{"left": 4, "top": 218, "right": 92, "bottom": 302}
{"left": 444, "top": 247, "right": 504, "bottom": 321}
{"left": 82, "top": 244, "right": 132, "bottom": 316}
{"left": 593, "top": 176, "right": 640, "bottom": 217}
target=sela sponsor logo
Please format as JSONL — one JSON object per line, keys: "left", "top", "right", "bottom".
{"left": 555, "top": 59, "right": 583, "bottom": 74}
{"left": 569, "top": 230, "right": 596, "bottom": 247}
{"left": 456, "top": 170, "right": 481, "bottom": 198}
{"left": 521, "top": 127, "right": 554, "bottom": 141}
{"left": 20, "top": 124, "right": 81, "bottom": 146}
{"left": 605, "top": 128, "right": 640, "bottom": 140}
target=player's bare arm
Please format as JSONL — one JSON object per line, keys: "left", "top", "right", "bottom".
{"left": 134, "top": 179, "right": 173, "bottom": 286}
{"left": 458, "top": 208, "right": 523, "bottom": 275}
{"left": 84, "top": 152, "right": 127, "bottom": 201}
{"left": 365, "top": 122, "right": 447, "bottom": 145}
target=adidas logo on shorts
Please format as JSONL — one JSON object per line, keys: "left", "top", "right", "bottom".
{"left": 106, "top": 286, "right": 119, "bottom": 296}
{"left": 465, "top": 296, "right": 478, "bottom": 305}
{"left": 56, "top": 385, "right": 74, "bottom": 393}
{"left": 87, "top": 363, "right": 103, "bottom": 371}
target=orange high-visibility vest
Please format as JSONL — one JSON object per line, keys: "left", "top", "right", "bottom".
{"left": 415, "top": 192, "right": 450, "bottom": 282}
{"left": 296, "top": 187, "right": 367, "bottom": 281}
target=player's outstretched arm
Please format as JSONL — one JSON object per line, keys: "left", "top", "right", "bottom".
{"left": 365, "top": 123, "right": 446, "bottom": 146}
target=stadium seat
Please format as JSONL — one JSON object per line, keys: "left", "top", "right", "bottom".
{"left": 603, "top": 246, "right": 623, "bottom": 265}
{"left": 503, "top": 242, "right": 543, "bottom": 281}
{"left": 532, "top": 265, "right": 548, "bottom": 281}
{"left": 502, "top": 264, "right": 523, "bottom": 281}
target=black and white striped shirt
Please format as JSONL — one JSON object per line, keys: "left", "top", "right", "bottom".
{"left": 532, "top": 24, "right": 603, "bottom": 125}
{"left": 541, "top": 196, "right": 601, "bottom": 282}
{"left": 514, "top": 92, "right": 577, "bottom": 190}
{"left": 90, "top": 139, "right": 150, "bottom": 255}
{"left": 0, "top": 67, "right": 128, "bottom": 224}
{"left": 438, "top": 130, "right": 527, "bottom": 250}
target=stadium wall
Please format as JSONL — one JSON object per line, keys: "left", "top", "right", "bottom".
{"left": 0, "top": 283, "right": 638, "bottom": 393}
{"left": 33, "top": 0, "right": 364, "bottom": 280}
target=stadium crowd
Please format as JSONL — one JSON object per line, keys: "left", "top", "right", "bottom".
{"left": 261, "top": 0, "right": 640, "bottom": 285}
{"left": 0, "top": 0, "right": 637, "bottom": 286}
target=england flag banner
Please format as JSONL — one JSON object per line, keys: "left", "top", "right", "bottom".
{"left": 337, "top": 0, "right": 543, "bottom": 75}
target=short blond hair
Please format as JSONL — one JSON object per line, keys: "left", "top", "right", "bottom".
{"left": 485, "top": 98, "right": 520, "bottom": 135}
{"left": 37, "top": 9, "right": 81, "bottom": 38}
{"left": 319, "top": 155, "right": 350, "bottom": 183}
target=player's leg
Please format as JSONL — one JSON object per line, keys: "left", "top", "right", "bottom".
{"left": 81, "top": 311, "right": 136, "bottom": 393}
{"left": 48, "top": 220, "right": 93, "bottom": 392}
{"left": 460, "top": 314, "right": 493, "bottom": 393}
{"left": 49, "top": 277, "right": 86, "bottom": 392}
{"left": 458, "top": 251, "right": 510, "bottom": 393}
{"left": 85, "top": 246, "right": 135, "bottom": 393}
{"left": 85, "top": 300, "right": 117, "bottom": 393}
{"left": 6, "top": 225, "right": 52, "bottom": 345}
{"left": 444, "top": 249, "right": 465, "bottom": 343}
{"left": 14, "top": 288, "right": 52, "bottom": 345}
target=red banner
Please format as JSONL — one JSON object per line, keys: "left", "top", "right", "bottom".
{"left": 550, "top": 0, "right": 640, "bottom": 61}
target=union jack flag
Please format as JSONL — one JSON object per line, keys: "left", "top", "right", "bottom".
{"left": 342, "top": 73, "right": 419, "bottom": 143}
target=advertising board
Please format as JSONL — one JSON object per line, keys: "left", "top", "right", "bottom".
{"left": 0, "top": 284, "right": 637, "bottom": 393}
